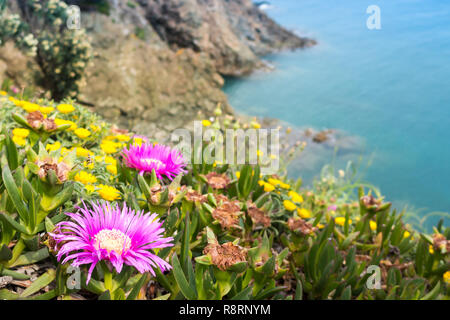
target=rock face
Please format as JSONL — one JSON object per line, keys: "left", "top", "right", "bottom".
{"left": 0, "top": 0, "right": 315, "bottom": 139}
{"left": 141, "top": 0, "right": 315, "bottom": 75}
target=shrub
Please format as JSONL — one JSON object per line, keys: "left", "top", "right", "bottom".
{"left": 0, "top": 0, "right": 92, "bottom": 100}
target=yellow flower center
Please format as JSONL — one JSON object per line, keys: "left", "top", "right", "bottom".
{"left": 141, "top": 158, "right": 164, "bottom": 168}
{"left": 94, "top": 229, "right": 131, "bottom": 255}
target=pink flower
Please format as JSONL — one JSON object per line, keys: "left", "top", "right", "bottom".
{"left": 51, "top": 201, "right": 173, "bottom": 284}
{"left": 327, "top": 205, "right": 337, "bottom": 211}
{"left": 121, "top": 142, "right": 187, "bottom": 180}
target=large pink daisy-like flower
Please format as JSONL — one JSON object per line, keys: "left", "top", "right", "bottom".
{"left": 121, "top": 142, "right": 187, "bottom": 180}
{"left": 51, "top": 201, "right": 173, "bottom": 284}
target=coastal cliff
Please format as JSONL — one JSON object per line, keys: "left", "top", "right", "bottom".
{"left": 0, "top": 0, "right": 315, "bottom": 138}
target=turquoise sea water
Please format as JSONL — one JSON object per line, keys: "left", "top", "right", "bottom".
{"left": 224, "top": 0, "right": 450, "bottom": 225}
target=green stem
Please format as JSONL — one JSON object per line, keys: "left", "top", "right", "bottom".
{"left": 101, "top": 262, "right": 113, "bottom": 293}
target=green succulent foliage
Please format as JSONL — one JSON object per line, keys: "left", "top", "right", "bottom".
{"left": 0, "top": 0, "right": 92, "bottom": 100}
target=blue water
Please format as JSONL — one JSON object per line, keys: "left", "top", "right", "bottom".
{"left": 224, "top": 0, "right": 450, "bottom": 225}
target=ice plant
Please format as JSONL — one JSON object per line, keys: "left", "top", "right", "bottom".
{"left": 51, "top": 201, "right": 173, "bottom": 284}
{"left": 122, "top": 142, "right": 186, "bottom": 180}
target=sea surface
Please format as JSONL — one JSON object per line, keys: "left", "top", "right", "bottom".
{"left": 223, "top": 0, "right": 450, "bottom": 227}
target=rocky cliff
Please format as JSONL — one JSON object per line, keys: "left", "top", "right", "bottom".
{"left": 0, "top": 0, "right": 315, "bottom": 139}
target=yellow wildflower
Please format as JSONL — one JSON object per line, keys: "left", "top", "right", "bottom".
{"left": 54, "top": 118, "right": 77, "bottom": 131}
{"left": 90, "top": 124, "right": 100, "bottom": 132}
{"left": 236, "top": 171, "right": 240, "bottom": 179}
{"left": 46, "top": 141, "right": 62, "bottom": 152}
{"left": 370, "top": 220, "right": 377, "bottom": 231}
{"left": 98, "top": 184, "right": 121, "bottom": 201}
{"left": 258, "top": 181, "right": 275, "bottom": 192}
{"left": 443, "top": 271, "right": 450, "bottom": 284}
{"left": 83, "top": 160, "right": 94, "bottom": 170}
{"left": 106, "top": 164, "right": 117, "bottom": 175}
{"left": 74, "top": 147, "right": 93, "bottom": 158}
{"left": 85, "top": 184, "right": 95, "bottom": 194}
{"left": 57, "top": 103, "right": 75, "bottom": 114}
{"left": 74, "top": 171, "right": 97, "bottom": 184}
{"left": 297, "top": 208, "right": 312, "bottom": 219}
{"left": 12, "top": 135, "right": 26, "bottom": 146}
{"left": 251, "top": 121, "right": 261, "bottom": 129}
{"left": 101, "top": 141, "right": 118, "bottom": 154}
{"left": 403, "top": 230, "right": 411, "bottom": 238}
{"left": 22, "top": 102, "right": 40, "bottom": 113}
{"left": 40, "top": 106, "right": 54, "bottom": 114}
{"left": 133, "top": 136, "right": 144, "bottom": 146}
{"left": 429, "top": 245, "right": 434, "bottom": 254}
{"left": 0, "top": 90, "right": 7, "bottom": 96}
{"left": 202, "top": 120, "right": 211, "bottom": 127}
{"left": 283, "top": 200, "right": 297, "bottom": 211}
{"left": 289, "top": 190, "right": 304, "bottom": 203}
{"left": 115, "top": 134, "right": 130, "bottom": 142}
{"left": 74, "top": 128, "right": 91, "bottom": 139}
{"left": 12, "top": 128, "right": 30, "bottom": 138}
{"left": 335, "top": 217, "right": 352, "bottom": 226}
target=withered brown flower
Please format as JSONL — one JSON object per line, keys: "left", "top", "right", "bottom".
{"left": 205, "top": 172, "right": 230, "bottom": 189}
{"left": 287, "top": 217, "right": 317, "bottom": 235}
{"left": 27, "top": 111, "right": 44, "bottom": 129}
{"left": 185, "top": 189, "right": 207, "bottom": 203}
{"left": 36, "top": 158, "right": 71, "bottom": 183}
{"left": 433, "top": 233, "right": 450, "bottom": 253}
{"left": 43, "top": 118, "right": 57, "bottom": 131}
{"left": 247, "top": 202, "right": 271, "bottom": 228}
{"left": 360, "top": 195, "right": 382, "bottom": 209}
{"left": 26, "top": 111, "right": 57, "bottom": 132}
{"left": 203, "top": 242, "right": 247, "bottom": 271}
{"left": 212, "top": 202, "right": 242, "bottom": 230}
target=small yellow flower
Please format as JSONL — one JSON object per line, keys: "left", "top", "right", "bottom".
{"left": 85, "top": 184, "right": 95, "bottom": 194}
{"left": 101, "top": 141, "right": 118, "bottom": 154}
{"left": 74, "top": 171, "right": 97, "bottom": 184}
{"left": 283, "top": 200, "right": 297, "bottom": 211}
{"left": 403, "top": 230, "right": 411, "bottom": 238}
{"left": 57, "top": 103, "right": 75, "bottom": 114}
{"left": 297, "top": 208, "right": 311, "bottom": 219}
{"left": 46, "top": 141, "right": 62, "bottom": 152}
{"left": 98, "top": 184, "right": 121, "bottom": 201}
{"left": 317, "top": 223, "right": 325, "bottom": 229}
{"left": 369, "top": 220, "right": 377, "bottom": 231}
{"left": 90, "top": 124, "right": 100, "bottom": 132}
{"left": 83, "top": 160, "right": 94, "bottom": 170}
{"left": 74, "top": 128, "right": 91, "bottom": 139}
{"left": 268, "top": 178, "right": 282, "bottom": 186}
{"left": 106, "top": 164, "right": 117, "bottom": 175}
{"left": 0, "top": 90, "right": 7, "bottom": 96}
{"left": 12, "top": 135, "right": 26, "bottom": 146}
{"left": 259, "top": 181, "right": 275, "bottom": 192}
{"left": 335, "top": 217, "right": 352, "bottom": 226}
{"left": 202, "top": 120, "right": 212, "bottom": 127}
{"left": 280, "top": 182, "right": 290, "bottom": 190}
{"left": 443, "top": 271, "right": 450, "bottom": 284}
{"left": 251, "top": 121, "right": 261, "bottom": 129}
{"left": 236, "top": 171, "right": 240, "bottom": 179}
{"left": 289, "top": 191, "right": 304, "bottom": 203}
{"left": 115, "top": 134, "right": 130, "bottom": 142}
{"left": 12, "top": 128, "right": 30, "bottom": 138}
{"left": 39, "top": 106, "right": 54, "bottom": 114}
{"left": 133, "top": 136, "right": 144, "bottom": 146}
{"left": 429, "top": 245, "right": 434, "bottom": 254}
{"left": 104, "top": 156, "right": 117, "bottom": 165}
{"left": 74, "top": 147, "right": 93, "bottom": 158}
{"left": 257, "top": 150, "right": 263, "bottom": 157}
{"left": 22, "top": 102, "right": 40, "bottom": 113}
{"left": 55, "top": 118, "right": 77, "bottom": 131}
